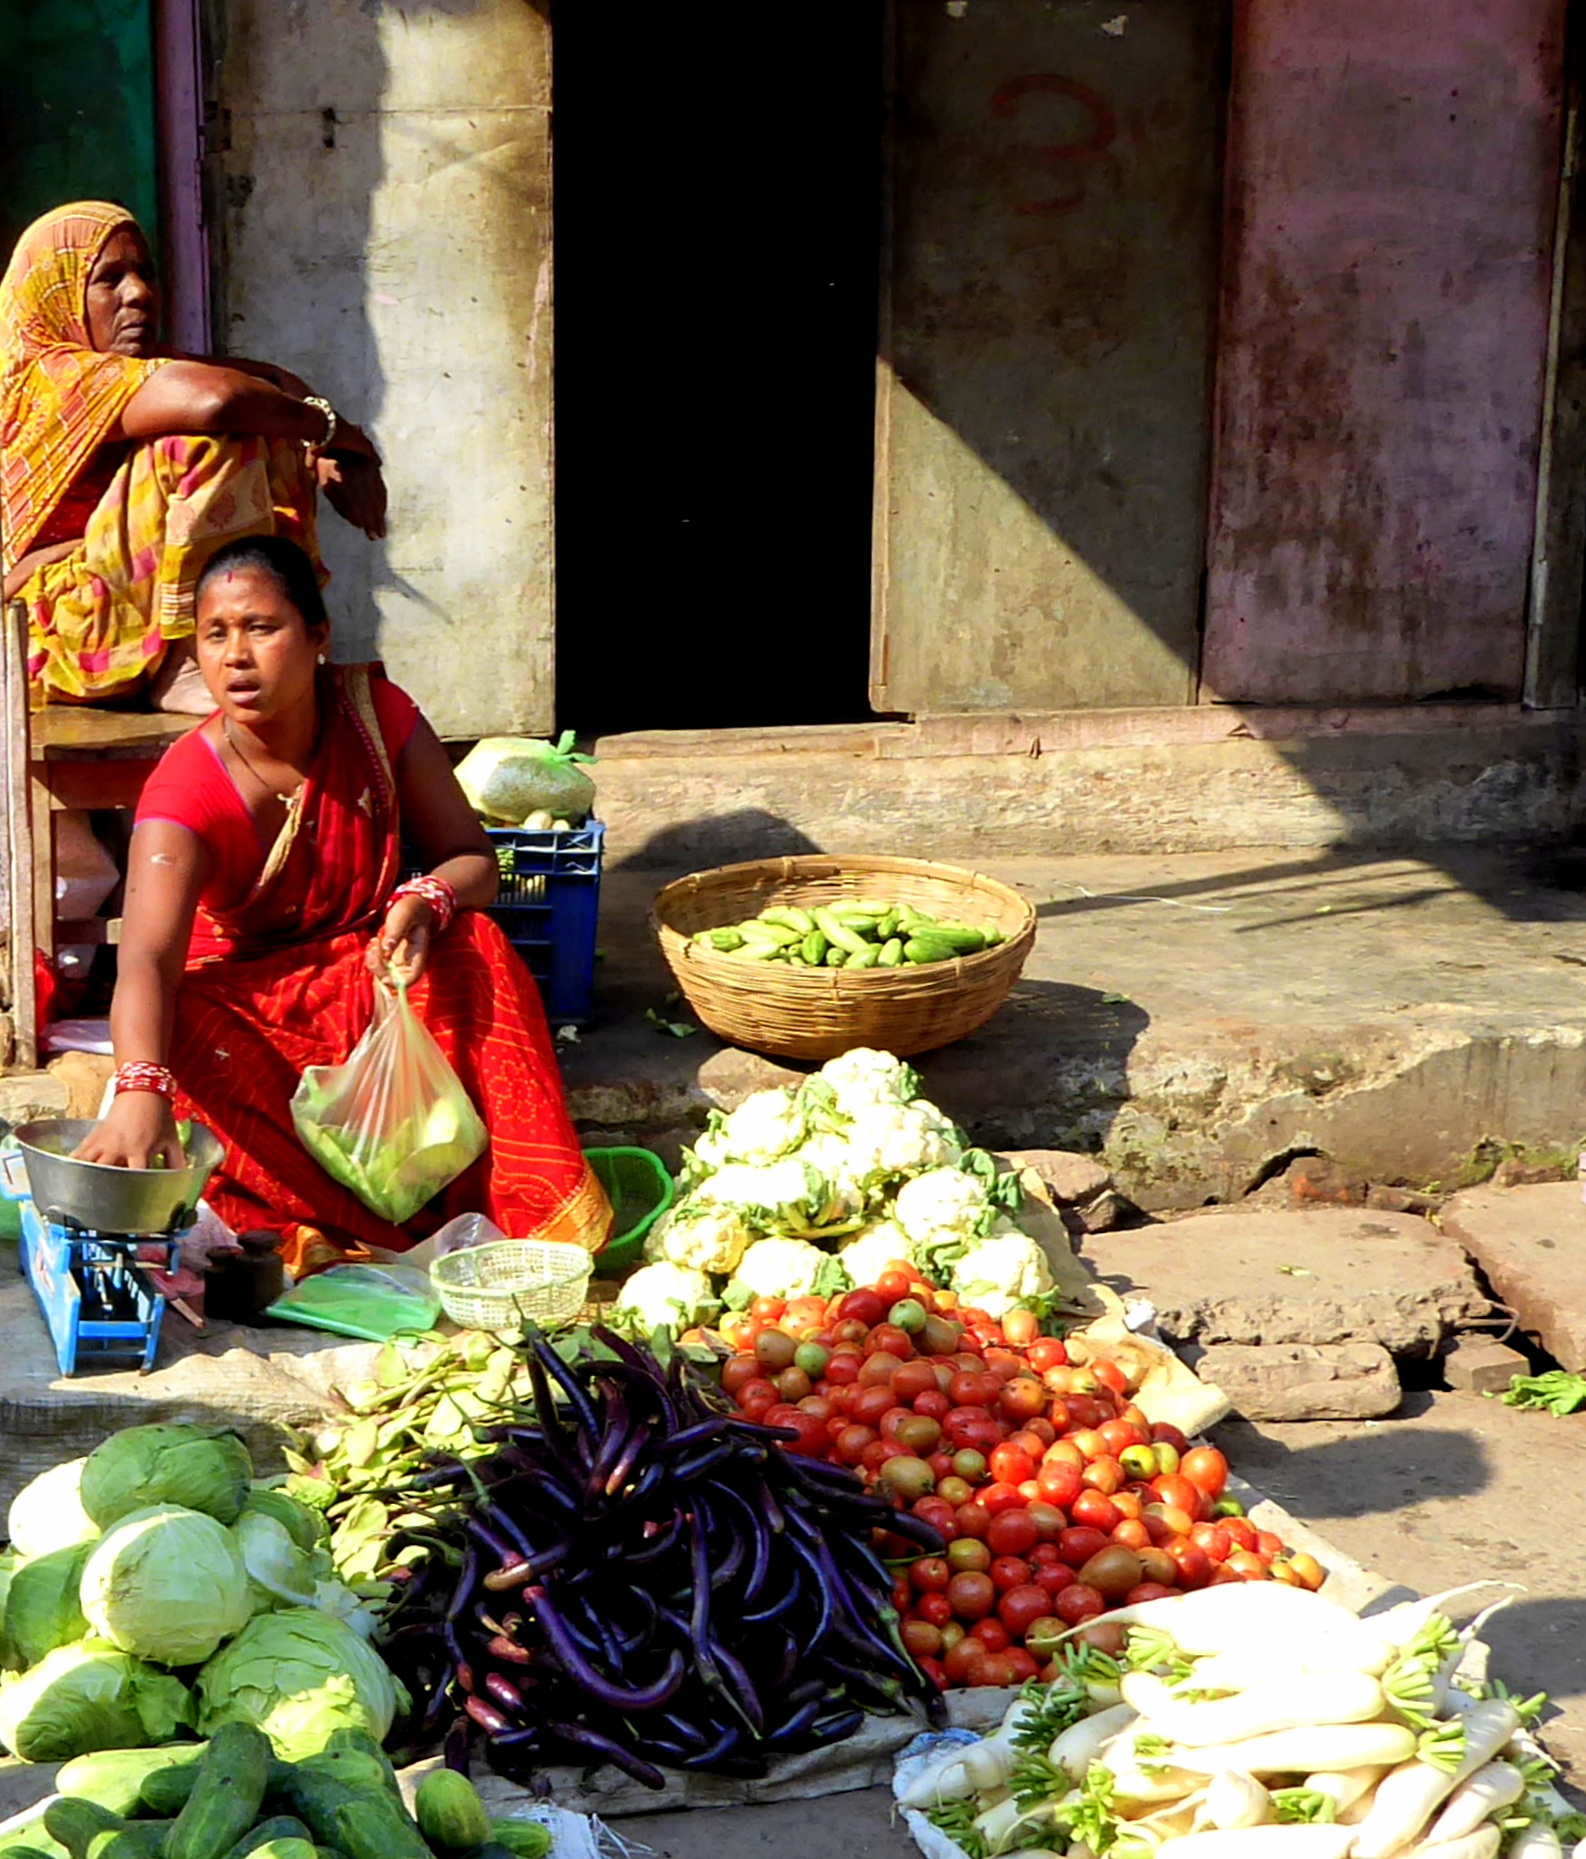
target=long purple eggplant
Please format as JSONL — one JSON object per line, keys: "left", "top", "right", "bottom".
{"left": 526, "top": 1584, "right": 686, "bottom": 1711}
{"left": 545, "top": 1722, "right": 665, "bottom": 1790}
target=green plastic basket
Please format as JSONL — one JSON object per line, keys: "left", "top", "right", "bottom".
{"left": 587, "top": 1146, "right": 675, "bottom": 1273}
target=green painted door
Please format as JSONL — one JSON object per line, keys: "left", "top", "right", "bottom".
{"left": 0, "top": 0, "right": 159, "bottom": 262}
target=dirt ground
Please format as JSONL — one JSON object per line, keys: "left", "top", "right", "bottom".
{"left": 624, "top": 1388, "right": 1586, "bottom": 1857}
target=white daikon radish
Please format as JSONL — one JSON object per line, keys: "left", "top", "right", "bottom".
{"left": 1051, "top": 1703, "right": 1139, "bottom": 1780}
{"left": 1424, "top": 1761, "right": 1525, "bottom": 1843}
{"left": 1155, "top": 1824, "right": 1358, "bottom": 1859}
{"left": 975, "top": 1795, "right": 1053, "bottom": 1851}
{"left": 1404, "top": 1828, "right": 1503, "bottom": 1859}
{"left": 1074, "top": 1585, "right": 1394, "bottom": 1668}
{"left": 1123, "top": 1669, "right": 1386, "bottom": 1747}
{"left": 1352, "top": 1700, "right": 1522, "bottom": 1859}
{"left": 1172, "top": 1723, "right": 1419, "bottom": 1778}
{"left": 1203, "top": 1772, "right": 1274, "bottom": 1831}
{"left": 1367, "top": 1587, "right": 1522, "bottom": 1649}
{"left": 1306, "top": 1769, "right": 1387, "bottom": 1816}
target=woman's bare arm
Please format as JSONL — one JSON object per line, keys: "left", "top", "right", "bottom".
{"left": 74, "top": 819, "right": 210, "bottom": 1168}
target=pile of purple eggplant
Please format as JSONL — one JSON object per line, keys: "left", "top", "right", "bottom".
{"left": 378, "top": 1326, "right": 946, "bottom": 1786}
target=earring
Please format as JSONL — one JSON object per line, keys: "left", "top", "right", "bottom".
{"left": 317, "top": 652, "right": 327, "bottom": 665}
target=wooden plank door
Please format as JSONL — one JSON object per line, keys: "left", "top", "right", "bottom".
{"left": 1201, "top": 0, "right": 1567, "bottom": 705}
{"left": 872, "top": 0, "right": 1229, "bottom": 716}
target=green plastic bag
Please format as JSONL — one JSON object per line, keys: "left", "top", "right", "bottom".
{"left": 264, "top": 1263, "right": 442, "bottom": 1341}
{"left": 289, "top": 978, "right": 487, "bottom": 1225}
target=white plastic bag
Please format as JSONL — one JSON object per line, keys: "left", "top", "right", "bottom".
{"left": 290, "top": 978, "right": 487, "bottom": 1224}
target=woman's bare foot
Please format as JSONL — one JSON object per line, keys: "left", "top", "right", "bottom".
{"left": 148, "top": 638, "right": 214, "bottom": 715}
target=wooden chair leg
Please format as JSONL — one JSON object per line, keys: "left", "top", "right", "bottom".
{"left": 4, "top": 599, "right": 38, "bottom": 1071}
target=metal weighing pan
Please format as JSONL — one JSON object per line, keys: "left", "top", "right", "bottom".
{"left": 13, "top": 1118, "right": 224, "bottom": 1235}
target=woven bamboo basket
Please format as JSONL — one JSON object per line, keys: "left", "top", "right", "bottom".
{"left": 652, "top": 855, "right": 1037, "bottom": 1061}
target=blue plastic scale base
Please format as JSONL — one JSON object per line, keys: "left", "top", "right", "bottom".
{"left": 17, "top": 1199, "right": 178, "bottom": 1377}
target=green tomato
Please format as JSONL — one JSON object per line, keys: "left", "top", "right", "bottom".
{"left": 794, "top": 1341, "right": 830, "bottom": 1379}
{"left": 1119, "top": 1444, "right": 1158, "bottom": 1480}
{"left": 889, "top": 1298, "right": 928, "bottom": 1334}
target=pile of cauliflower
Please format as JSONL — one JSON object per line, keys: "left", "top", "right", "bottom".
{"left": 613, "top": 1048, "right": 1057, "bottom": 1335}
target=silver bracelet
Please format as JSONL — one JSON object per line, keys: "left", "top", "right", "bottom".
{"left": 303, "top": 394, "right": 338, "bottom": 452}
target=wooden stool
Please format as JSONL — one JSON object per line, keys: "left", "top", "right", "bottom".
{"left": 4, "top": 600, "right": 199, "bottom": 1069}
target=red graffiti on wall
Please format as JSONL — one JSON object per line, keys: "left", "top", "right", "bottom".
{"left": 990, "top": 73, "right": 1119, "bottom": 215}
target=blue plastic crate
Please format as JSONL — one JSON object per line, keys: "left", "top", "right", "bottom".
{"left": 402, "top": 822, "right": 604, "bottom": 1024}
{"left": 486, "top": 822, "right": 604, "bottom": 1024}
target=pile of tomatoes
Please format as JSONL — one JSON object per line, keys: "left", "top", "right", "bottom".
{"left": 713, "top": 1269, "right": 1324, "bottom": 1692}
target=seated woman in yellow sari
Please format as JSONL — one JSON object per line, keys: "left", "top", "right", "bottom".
{"left": 1, "top": 200, "right": 386, "bottom": 712}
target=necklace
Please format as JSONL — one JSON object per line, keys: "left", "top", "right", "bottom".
{"left": 222, "top": 718, "right": 302, "bottom": 805}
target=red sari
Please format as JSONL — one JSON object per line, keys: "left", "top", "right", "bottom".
{"left": 135, "top": 666, "right": 610, "bottom": 1269}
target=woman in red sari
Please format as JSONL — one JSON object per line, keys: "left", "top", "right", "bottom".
{"left": 79, "top": 536, "right": 610, "bottom": 1273}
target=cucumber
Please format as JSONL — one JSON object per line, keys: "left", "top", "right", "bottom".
{"left": 139, "top": 1761, "right": 204, "bottom": 1817}
{"left": 57, "top": 1746, "right": 206, "bottom": 1819}
{"left": 415, "top": 1770, "right": 491, "bottom": 1852}
{"left": 43, "top": 1802, "right": 123, "bottom": 1859}
{"left": 486, "top": 1823, "right": 553, "bottom": 1859}
{"left": 903, "top": 935, "right": 961, "bottom": 964}
{"left": 846, "top": 944, "right": 880, "bottom": 970}
{"left": 167, "top": 1721, "right": 272, "bottom": 1859}
{"left": 824, "top": 945, "right": 848, "bottom": 967}
{"left": 226, "top": 1818, "right": 315, "bottom": 1858}
{"left": 295, "top": 1730, "right": 399, "bottom": 1800}
{"left": 877, "top": 937, "right": 904, "bottom": 967}
{"left": 729, "top": 941, "right": 778, "bottom": 961}
{"left": 282, "top": 1773, "right": 433, "bottom": 1859}
{"left": 760, "top": 906, "right": 814, "bottom": 934}
{"left": 84, "top": 1829, "right": 167, "bottom": 1859}
{"left": 236, "top": 1844, "right": 317, "bottom": 1859}
{"left": 701, "top": 927, "right": 743, "bottom": 952}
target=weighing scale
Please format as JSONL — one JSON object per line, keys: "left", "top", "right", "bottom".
{"left": 2, "top": 1117, "right": 222, "bottom": 1377}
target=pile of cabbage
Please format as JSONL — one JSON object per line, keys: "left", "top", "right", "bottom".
{"left": 615, "top": 1048, "right": 1058, "bottom": 1334}
{"left": 0, "top": 1424, "right": 401, "bottom": 1765}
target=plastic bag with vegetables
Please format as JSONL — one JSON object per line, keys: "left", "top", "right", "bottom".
{"left": 454, "top": 731, "right": 596, "bottom": 826}
{"left": 291, "top": 978, "right": 487, "bottom": 1225}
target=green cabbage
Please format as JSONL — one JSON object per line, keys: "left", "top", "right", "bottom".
{"left": 80, "top": 1507, "right": 251, "bottom": 1668}
{"left": 81, "top": 1425, "right": 252, "bottom": 1529}
{"left": 240, "top": 1488, "right": 329, "bottom": 1555}
{"left": 5, "top": 1543, "right": 92, "bottom": 1668}
{"left": 0, "top": 1640, "right": 194, "bottom": 1762}
{"left": 0, "top": 1552, "right": 18, "bottom": 1673}
{"left": 6, "top": 1459, "right": 98, "bottom": 1560}
{"left": 196, "top": 1608, "right": 402, "bottom": 1759}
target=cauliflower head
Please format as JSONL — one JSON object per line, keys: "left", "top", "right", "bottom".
{"left": 838, "top": 1221, "right": 920, "bottom": 1293}
{"left": 811, "top": 1048, "right": 920, "bottom": 1115}
{"left": 893, "top": 1166, "right": 992, "bottom": 1246}
{"left": 948, "top": 1223, "right": 1054, "bottom": 1321}
{"left": 612, "top": 1261, "right": 718, "bottom": 1334}
{"left": 715, "top": 1089, "right": 806, "bottom": 1164}
{"left": 840, "top": 1100, "right": 963, "bottom": 1182}
{"left": 727, "top": 1237, "right": 848, "bottom": 1305}
{"left": 692, "top": 1158, "right": 828, "bottom": 1231}
{"left": 643, "top": 1204, "right": 754, "bottom": 1276}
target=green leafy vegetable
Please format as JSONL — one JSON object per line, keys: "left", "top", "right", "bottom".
{"left": 1500, "top": 1371, "right": 1586, "bottom": 1415}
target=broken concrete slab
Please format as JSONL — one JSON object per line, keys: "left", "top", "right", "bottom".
{"left": 1000, "top": 1148, "right": 1112, "bottom": 1205}
{"left": 1441, "top": 1336, "right": 1532, "bottom": 1394}
{"left": 1188, "top": 1341, "right": 1401, "bottom": 1421}
{"left": 1441, "top": 1181, "right": 1586, "bottom": 1372}
{"left": 0, "top": 1269, "right": 376, "bottom": 1514}
{"left": 1083, "top": 1208, "right": 1490, "bottom": 1356}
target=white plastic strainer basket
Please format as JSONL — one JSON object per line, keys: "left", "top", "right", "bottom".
{"left": 429, "top": 1238, "right": 592, "bottom": 1331}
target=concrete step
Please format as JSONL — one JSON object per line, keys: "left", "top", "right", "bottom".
{"left": 1441, "top": 1179, "right": 1586, "bottom": 1370}
{"left": 563, "top": 846, "right": 1586, "bottom": 1207}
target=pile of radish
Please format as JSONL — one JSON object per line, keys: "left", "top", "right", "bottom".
{"left": 715, "top": 1273, "right": 1320, "bottom": 1690}
{"left": 893, "top": 1581, "right": 1581, "bottom": 1859}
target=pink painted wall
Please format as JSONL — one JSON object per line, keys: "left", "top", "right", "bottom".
{"left": 1202, "top": 0, "right": 1566, "bottom": 704}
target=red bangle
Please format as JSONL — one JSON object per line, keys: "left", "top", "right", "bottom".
{"left": 113, "top": 1062, "right": 177, "bottom": 1101}
{"left": 392, "top": 875, "right": 458, "bottom": 933}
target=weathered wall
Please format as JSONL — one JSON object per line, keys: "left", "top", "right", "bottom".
{"left": 873, "top": 0, "right": 1228, "bottom": 715}
{"left": 212, "top": 0, "right": 553, "bottom": 738}
{"left": 1202, "top": 0, "right": 1567, "bottom": 704}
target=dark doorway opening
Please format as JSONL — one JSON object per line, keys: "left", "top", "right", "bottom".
{"left": 552, "top": 2, "right": 884, "bottom": 735}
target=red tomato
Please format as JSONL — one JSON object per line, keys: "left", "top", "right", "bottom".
{"left": 831, "top": 1318, "right": 871, "bottom": 1347}
{"left": 1111, "top": 1490, "right": 1144, "bottom": 1521}
{"left": 914, "top": 1498, "right": 959, "bottom": 1541}
{"left": 1100, "top": 1418, "right": 1149, "bottom": 1456}
{"left": 892, "top": 1577, "right": 914, "bottom": 1613}
{"left": 916, "top": 1591, "right": 953, "bottom": 1627}
{"left": 1150, "top": 1422, "right": 1190, "bottom": 1453}
{"left": 1004, "top": 1647, "right": 1040, "bottom": 1684}
{"left": 1065, "top": 1396, "right": 1106, "bottom": 1431}
{"left": 1070, "top": 1489, "right": 1120, "bottom": 1534}
{"left": 1181, "top": 1447, "right": 1229, "bottom": 1499}
{"left": 942, "top": 1638, "right": 986, "bottom": 1685}
{"left": 969, "top": 1617, "right": 1012, "bottom": 1653}
{"left": 978, "top": 1481, "right": 1027, "bottom": 1517}
{"left": 1226, "top": 1549, "right": 1270, "bottom": 1581}
{"left": 1111, "top": 1518, "right": 1151, "bottom": 1551}
{"left": 1037, "top": 1459, "right": 1083, "bottom": 1509}
{"left": 825, "top": 1353, "right": 862, "bottom": 1387}
{"left": 850, "top": 1385, "right": 898, "bottom": 1429}
{"left": 1091, "top": 1358, "right": 1129, "bottom": 1398}
{"left": 947, "top": 1572, "right": 997, "bottom": 1620}
{"left": 954, "top": 1502, "right": 993, "bottom": 1540}
{"left": 750, "top": 1296, "right": 787, "bottom": 1322}
{"left": 917, "top": 1654, "right": 948, "bottom": 1693}
{"left": 1165, "top": 1539, "right": 1214, "bottom": 1589}
{"left": 1222, "top": 1516, "right": 1258, "bottom": 1552}
{"left": 901, "top": 1618, "right": 943, "bottom": 1660}
{"left": 739, "top": 1382, "right": 778, "bottom": 1421}
{"left": 1143, "top": 1504, "right": 1194, "bottom": 1542}
{"left": 1191, "top": 1523, "right": 1232, "bottom": 1563}
{"left": 914, "top": 1389, "right": 952, "bottom": 1423}
{"left": 835, "top": 1423, "right": 876, "bottom": 1464}
{"left": 1125, "top": 1581, "right": 1180, "bottom": 1605}
{"left": 1081, "top": 1457, "right": 1125, "bottom": 1496}
{"left": 989, "top": 1443, "right": 1037, "bottom": 1486}
{"left": 927, "top": 1450, "right": 955, "bottom": 1482}
{"left": 1255, "top": 1530, "right": 1286, "bottom": 1560}
{"left": 999, "top": 1378, "right": 1048, "bottom": 1424}
{"left": 859, "top": 1352, "right": 906, "bottom": 1388}
{"left": 986, "top": 1509, "right": 1040, "bottom": 1558}
{"left": 948, "top": 1372, "right": 995, "bottom": 1408}
{"left": 1068, "top": 1428, "right": 1108, "bottom": 1462}
{"left": 1024, "top": 1501, "right": 1066, "bottom": 1542}
{"left": 860, "top": 1441, "right": 891, "bottom": 1474}
{"left": 998, "top": 1583, "right": 1054, "bottom": 1640}
{"left": 868, "top": 1324, "right": 916, "bottom": 1360}
{"left": 1028, "top": 1338, "right": 1069, "bottom": 1372}
{"left": 1054, "top": 1582, "right": 1106, "bottom": 1625}
{"left": 784, "top": 1412, "right": 830, "bottom": 1456}
{"left": 989, "top": 1555, "right": 1032, "bottom": 1592}
{"left": 947, "top": 1538, "right": 991, "bottom": 1574}
{"left": 1058, "top": 1526, "right": 1110, "bottom": 1567}
{"left": 874, "top": 1269, "right": 914, "bottom": 1302}
{"left": 722, "top": 1355, "right": 760, "bottom": 1398}
{"left": 911, "top": 1555, "right": 952, "bottom": 1592}
{"left": 797, "top": 1394, "right": 836, "bottom": 1424}
{"left": 974, "top": 1652, "right": 1018, "bottom": 1688}
{"left": 1035, "top": 1562, "right": 1078, "bottom": 1599}
{"left": 892, "top": 1360, "right": 939, "bottom": 1403}
{"left": 838, "top": 1289, "right": 887, "bottom": 1328}
{"left": 824, "top": 1413, "right": 849, "bottom": 1442}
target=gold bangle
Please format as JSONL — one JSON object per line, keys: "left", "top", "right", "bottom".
{"left": 303, "top": 394, "right": 338, "bottom": 453}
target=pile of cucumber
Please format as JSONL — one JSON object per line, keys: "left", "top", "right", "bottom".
{"left": 5, "top": 1725, "right": 547, "bottom": 1859}
{"left": 691, "top": 898, "right": 1005, "bottom": 969}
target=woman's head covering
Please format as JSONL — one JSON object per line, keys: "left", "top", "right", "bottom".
{"left": 1, "top": 202, "right": 166, "bottom": 569}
